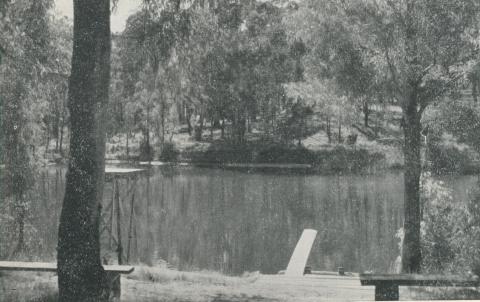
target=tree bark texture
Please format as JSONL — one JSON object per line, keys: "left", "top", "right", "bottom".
{"left": 401, "top": 93, "right": 422, "bottom": 273}
{"left": 57, "top": 0, "right": 111, "bottom": 301}
{"left": 400, "top": 0, "right": 422, "bottom": 273}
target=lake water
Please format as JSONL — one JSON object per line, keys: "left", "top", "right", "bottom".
{"left": 9, "top": 165, "right": 479, "bottom": 275}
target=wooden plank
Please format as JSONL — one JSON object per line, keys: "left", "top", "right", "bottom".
{"left": 360, "top": 273, "right": 479, "bottom": 286}
{"left": 224, "top": 163, "right": 312, "bottom": 169}
{"left": 0, "top": 261, "right": 56, "bottom": 272}
{"left": 278, "top": 269, "right": 357, "bottom": 277}
{"left": 0, "top": 261, "right": 134, "bottom": 274}
{"left": 103, "top": 265, "right": 135, "bottom": 274}
{"left": 285, "top": 229, "right": 318, "bottom": 276}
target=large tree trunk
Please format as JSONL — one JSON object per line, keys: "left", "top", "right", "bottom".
{"left": 401, "top": 94, "right": 422, "bottom": 273}
{"left": 57, "top": 0, "right": 111, "bottom": 301}
{"left": 400, "top": 0, "right": 422, "bottom": 274}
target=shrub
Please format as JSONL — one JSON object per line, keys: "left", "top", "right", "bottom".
{"left": 420, "top": 174, "right": 467, "bottom": 273}
{"left": 416, "top": 173, "right": 480, "bottom": 275}
{"left": 311, "top": 146, "right": 385, "bottom": 173}
{"left": 139, "top": 140, "right": 153, "bottom": 162}
{"left": 428, "top": 144, "right": 472, "bottom": 174}
{"left": 159, "top": 142, "right": 179, "bottom": 162}
{"left": 255, "top": 145, "right": 314, "bottom": 164}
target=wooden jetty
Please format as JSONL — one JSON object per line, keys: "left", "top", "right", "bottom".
{"left": 255, "top": 274, "right": 372, "bottom": 301}
{"left": 102, "top": 167, "right": 146, "bottom": 265}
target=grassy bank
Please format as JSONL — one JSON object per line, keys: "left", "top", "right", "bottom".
{"left": 3, "top": 267, "right": 480, "bottom": 301}
{"left": 43, "top": 116, "right": 480, "bottom": 175}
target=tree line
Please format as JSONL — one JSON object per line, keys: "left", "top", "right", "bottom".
{"left": 3, "top": 0, "right": 480, "bottom": 300}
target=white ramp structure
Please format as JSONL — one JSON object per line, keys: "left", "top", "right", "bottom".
{"left": 285, "top": 229, "right": 318, "bottom": 276}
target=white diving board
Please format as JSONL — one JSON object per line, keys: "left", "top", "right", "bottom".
{"left": 285, "top": 229, "right": 318, "bottom": 276}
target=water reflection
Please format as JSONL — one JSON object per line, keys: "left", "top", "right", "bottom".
{"left": 9, "top": 166, "right": 478, "bottom": 275}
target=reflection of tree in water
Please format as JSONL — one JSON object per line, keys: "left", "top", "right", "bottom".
{"left": 23, "top": 167, "right": 431, "bottom": 274}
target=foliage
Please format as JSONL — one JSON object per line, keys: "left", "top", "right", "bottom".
{"left": 116, "top": 1, "right": 305, "bottom": 146}
{"left": 420, "top": 173, "right": 480, "bottom": 275}
{"left": 276, "top": 97, "right": 314, "bottom": 144}
{"left": 288, "top": 0, "right": 480, "bottom": 272}
{"left": 427, "top": 137, "right": 474, "bottom": 174}
{"left": 1, "top": 0, "right": 53, "bottom": 193}
{"left": 420, "top": 173, "right": 469, "bottom": 273}
{"left": 0, "top": 196, "right": 44, "bottom": 259}
{"left": 139, "top": 138, "right": 154, "bottom": 161}
{"left": 430, "top": 99, "right": 480, "bottom": 153}
{"left": 158, "top": 141, "right": 179, "bottom": 162}
{"left": 120, "top": 4, "right": 190, "bottom": 153}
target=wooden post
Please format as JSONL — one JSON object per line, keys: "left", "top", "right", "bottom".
{"left": 105, "top": 271, "right": 121, "bottom": 300}
{"left": 109, "top": 180, "right": 115, "bottom": 249}
{"left": 126, "top": 190, "right": 135, "bottom": 263}
{"left": 115, "top": 179, "right": 123, "bottom": 265}
{"left": 375, "top": 283, "right": 399, "bottom": 301}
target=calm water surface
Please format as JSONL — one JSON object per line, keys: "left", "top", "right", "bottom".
{"left": 17, "top": 166, "right": 479, "bottom": 275}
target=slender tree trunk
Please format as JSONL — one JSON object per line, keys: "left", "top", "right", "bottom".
{"left": 363, "top": 101, "right": 369, "bottom": 128}
{"left": 194, "top": 109, "right": 204, "bottom": 141}
{"left": 221, "top": 119, "right": 225, "bottom": 139}
{"left": 199, "top": 112, "right": 204, "bottom": 139}
{"left": 59, "top": 123, "right": 64, "bottom": 155}
{"left": 44, "top": 131, "right": 50, "bottom": 160}
{"left": 210, "top": 118, "right": 214, "bottom": 139}
{"left": 161, "top": 99, "right": 165, "bottom": 146}
{"left": 326, "top": 116, "right": 331, "bottom": 143}
{"left": 55, "top": 128, "right": 60, "bottom": 152}
{"left": 11, "top": 194, "right": 26, "bottom": 257}
{"left": 126, "top": 126, "right": 130, "bottom": 160}
{"left": 473, "top": 79, "right": 478, "bottom": 103}
{"left": 57, "top": 1, "right": 111, "bottom": 301}
{"left": 337, "top": 120, "right": 342, "bottom": 143}
{"left": 186, "top": 110, "right": 192, "bottom": 136}
{"left": 59, "top": 97, "right": 67, "bottom": 155}
{"left": 54, "top": 104, "right": 60, "bottom": 152}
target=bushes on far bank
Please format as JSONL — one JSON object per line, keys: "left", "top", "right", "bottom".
{"left": 181, "top": 143, "right": 385, "bottom": 173}
{"left": 159, "top": 142, "right": 179, "bottom": 162}
{"left": 427, "top": 136, "right": 479, "bottom": 175}
{"left": 312, "top": 146, "right": 385, "bottom": 173}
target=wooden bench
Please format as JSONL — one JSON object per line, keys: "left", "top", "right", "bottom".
{"left": 360, "top": 273, "right": 479, "bottom": 301}
{"left": 0, "top": 261, "right": 134, "bottom": 299}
